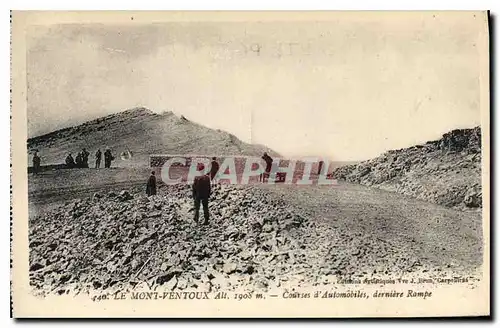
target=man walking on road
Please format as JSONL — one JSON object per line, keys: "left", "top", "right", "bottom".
{"left": 192, "top": 163, "right": 211, "bottom": 225}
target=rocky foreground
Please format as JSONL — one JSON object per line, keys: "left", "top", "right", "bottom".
{"left": 29, "top": 184, "right": 481, "bottom": 297}
{"left": 333, "top": 127, "right": 482, "bottom": 210}
{"left": 29, "top": 184, "right": 305, "bottom": 295}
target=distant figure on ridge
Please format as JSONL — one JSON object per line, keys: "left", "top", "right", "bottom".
{"left": 75, "top": 152, "right": 83, "bottom": 168}
{"left": 81, "top": 148, "right": 90, "bottom": 168}
{"left": 104, "top": 148, "right": 115, "bottom": 168}
{"left": 146, "top": 171, "right": 157, "bottom": 196}
{"left": 192, "top": 163, "right": 211, "bottom": 225}
{"left": 32, "top": 152, "right": 41, "bottom": 175}
{"left": 318, "top": 160, "right": 324, "bottom": 175}
{"left": 95, "top": 149, "right": 102, "bottom": 169}
{"left": 210, "top": 157, "right": 220, "bottom": 184}
{"left": 261, "top": 152, "right": 273, "bottom": 182}
{"left": 65, "top": 153, "right": 75, "bottom": 168}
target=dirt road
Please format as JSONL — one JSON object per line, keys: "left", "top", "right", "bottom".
{"left": 28, "top": 168, "right": 151, "bottom": 216}
{"left": 259, "top": 183, "right": 482, "bottom": 274}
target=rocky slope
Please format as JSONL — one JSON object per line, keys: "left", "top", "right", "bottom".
{"left": 29, "top": 182, "right": 481, "bottom": 297}
{"left": 27, "top": 107, "right": 278, "bottom": 167}
{"left": 332, "top": 127, "right": 482, "bottom": 209}
{"left": 29, "top": 184, "right": 307, "bottom": 295}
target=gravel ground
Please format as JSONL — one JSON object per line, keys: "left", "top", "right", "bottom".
{"left": 29, "top": 184, "right": 308, "bottom": 296}
{"left": 28, "top": 170, "right": 483, "bottom": 297}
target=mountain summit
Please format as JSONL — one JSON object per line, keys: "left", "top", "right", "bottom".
{"left": 27, "top": 107, "right": 279, "bottom": 167}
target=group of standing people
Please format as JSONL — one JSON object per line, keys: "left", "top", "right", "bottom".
{"left": 65, "top": 148, "right": 90, "bottom": 168}
{"left": 32, "top": 147, "right": 117, "bottom": 175}
{"left": 145, "top": 156, "right": 221, "bottom": 225}
{"left": 65, "top": 148, "right": 115, "bottom": 169}
{"left": 145, "top": 154, "right": 271, "bottom": 226}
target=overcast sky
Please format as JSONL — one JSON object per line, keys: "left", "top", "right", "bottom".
{"left": 26, "top": 12, "right": 486, "bottom": 161}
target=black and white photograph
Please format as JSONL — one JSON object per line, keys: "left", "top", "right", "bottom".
{"left": 11, "top": 10, "right": 490, "bottom": 317}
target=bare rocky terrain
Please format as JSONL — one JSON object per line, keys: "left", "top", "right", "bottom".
{"left": 30, "top": 184, "right": 307, "bottom": 295}
{"left": 26, "top": 109, "right": 484, "bottom": 296}
{"left": 28, "top": 174, "right": 482, "bottom": 297}
{"left": 332, "top": 127, "right": 482, "bottom": 210}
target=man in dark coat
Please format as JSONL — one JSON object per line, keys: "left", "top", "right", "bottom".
{"left": 95, "top": 149, "right": 102, "bottom": 168}
{"left": 65, "top": 153, "right": 75, "bottom": 168}
{"left": 104, "top": 149, "right": 115, "bottom": 168}
{"left": 32, "top": 152, "right": 41, "bottom": 175}
{"left": 146, "top": 171, "right": 157, "bottom": 196}
{"left": 192, "top": 163, "right": 211, "bottom": 225}
{"left": 210, "top": 157, "right": 220, "bottom": 183}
